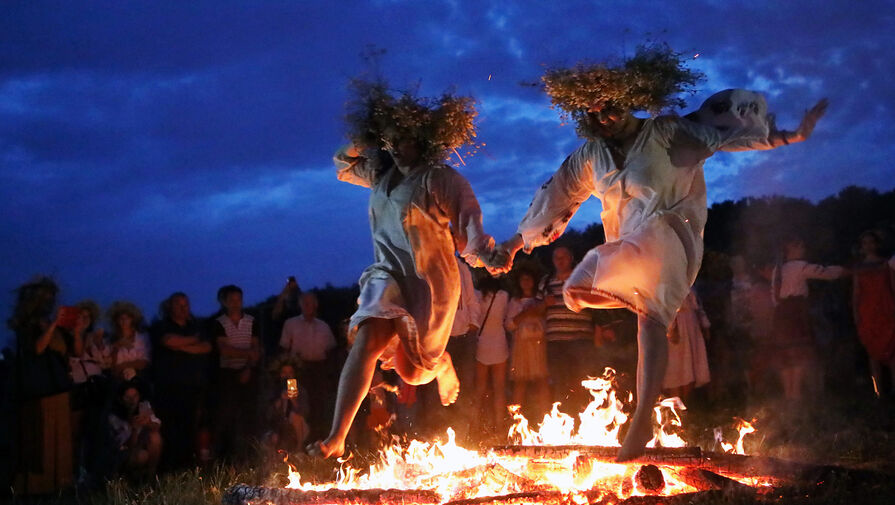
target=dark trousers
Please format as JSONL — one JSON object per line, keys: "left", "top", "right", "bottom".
{"left": 546, "top": 339, "right": 600, "bottom": 414}
{"left": 154, "top": 383, "right": 205, "bottom": 471}
{"left": 213, "top": 369, "right": 257, "bottom": 459}
{"left": 416, "top": 333, "right": 477, "bottom": 438}
{"left": 298, "top": 360, "right": 331, "bottom": 441}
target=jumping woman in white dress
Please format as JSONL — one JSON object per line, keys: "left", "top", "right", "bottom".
{"left": 310, "top": 81, "right": 501, "bottom": 458}
{"left": 494, "top": 45, "right": 828, "bottom": 460}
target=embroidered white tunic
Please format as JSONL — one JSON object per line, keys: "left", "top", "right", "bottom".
{"left": 517, "top": 116, "right": 769, "bottom": 327}
{"left": 335, "top": 147, "right": 494, "bottom": 372}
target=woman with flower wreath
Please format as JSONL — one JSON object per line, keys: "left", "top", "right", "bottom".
{"left": 310, "top": 80, "right": 501, "bottom": 458}
{"left": 494, "top": 44, "right": 828, "bottom": 460}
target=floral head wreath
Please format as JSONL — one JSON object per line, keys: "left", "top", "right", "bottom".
{"left": 542, "top": 43, "right": 704, "bottom": 137}
{"left": 345, "top": 79, "right": 480, "bottom": 166}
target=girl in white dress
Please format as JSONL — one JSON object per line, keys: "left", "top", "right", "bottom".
{"left": 474, "top": 276, "right": 510, "bottom": 432}
{"left": 495, "top": 46, "right": 828, "bottom": 460}
{"left": 311, "top": 81, "right": 500, "bottom": 458}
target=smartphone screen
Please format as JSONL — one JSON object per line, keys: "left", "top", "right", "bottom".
{"left": 286, "top": 378, "right": 298, "bottom": 399}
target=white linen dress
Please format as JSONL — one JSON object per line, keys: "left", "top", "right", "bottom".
{"left": 517, "top": 115, "right": 769, "bottom": 327}
{"left": 335, "top": 147, "right": 494, "bottom": 372}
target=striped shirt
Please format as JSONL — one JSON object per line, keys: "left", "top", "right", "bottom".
{"left": 540, "top": 275, "right": 593, "bottom": 342}
{"left": 213, "top": 314, "right": 256, "bottom": 369}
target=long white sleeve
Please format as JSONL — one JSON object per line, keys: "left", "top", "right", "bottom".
{"left": 428, "top": 166, "right": 495, "bottom": 267}
{"left": 516, "top": 141, "right": 600, "bottom": 252}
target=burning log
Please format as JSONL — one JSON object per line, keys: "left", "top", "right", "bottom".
{"left": 491, "top": 445, "right": 876, "bottom": 486}
{"left": 674, "top": 467, "right": 753, "bottom": 492}
{"left": 491, "top": 445, "right": 703, "bottom": 467}
{"left": 222, "top": 484, "right": 441, "bottom": 505}
{"left": 419, "top": 463, "right": 543, "bottom": 491}
{"left": 441, "top": 491, "right": 566, "bottom": 505}
{"left": 634, "top": 464, "right": 665, "bottom": 494}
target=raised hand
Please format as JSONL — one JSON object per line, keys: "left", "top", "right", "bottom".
{"left": 796, "top": 98, "right": 828, "bottom": 139}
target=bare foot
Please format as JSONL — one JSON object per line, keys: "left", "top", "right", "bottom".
{"left": 436, "top": 353, "right": 460, "bottom": 406}
{"left": 616, "top": 412, "right": 654, "bottom": 462}
{"left": 306, "top": 437, "right": 345, "bottom": 459}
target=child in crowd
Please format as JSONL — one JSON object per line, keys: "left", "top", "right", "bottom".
{"left": 107, "top": 379, "right": 162, "bottom": 480}
{"left": 505, "top": 269, "right": 548, "bottom": 418}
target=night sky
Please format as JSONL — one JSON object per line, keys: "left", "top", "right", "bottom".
{"left": 2, "top": 1, "right": 893, "bottom": 347}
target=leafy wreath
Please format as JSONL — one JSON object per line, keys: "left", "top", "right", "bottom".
{"left": 542, "top": 43, "right": 704, "bottom": 136}
{"left": 344, "top": 79, "right": 479, "bottom": 166}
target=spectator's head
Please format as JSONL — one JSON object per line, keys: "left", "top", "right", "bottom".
{"left": 217, "top": 285, "right": 244, "bottom": 315}
{"left": 299, "top": 292, "right": 318, "bottom": 319}
{"left": 730, "top": 255, "right": 748, "bottom": 277}
{"left": 107, "top": 301, "right": 144, "bottom": 338}
{"left": 476, "top": 274, "right": 503, "bottom": 295}
{"left": 783, "top": 237, "right": 806, "bottom": 261}
{"left": 858, "top": 230, "right": 884, "bottom": 259}
{"left": 8, "top": 276, "right": 58, "bottom": 333}
{"left": 552, "top": 246, "right": 575, "bottom": 275}
{"left": 75, "top": 299, "right": 101, "bottom": 332}
{"left": 269, "top": 355, "right": 302, "bottom": 381}
{"left": 122, "top": 384, "right": 141, "bottom": 412}
{"left": 160, "top": 292, "right": 191, "bottom": 324}
{"left": 514, "top": 268, "right": 538, "bottom": 298}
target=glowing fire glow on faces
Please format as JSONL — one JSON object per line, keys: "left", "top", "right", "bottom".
{"left": 284, "top": 368, "right": 761, "bottom": 502}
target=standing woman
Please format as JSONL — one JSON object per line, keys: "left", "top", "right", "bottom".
{"left": 505, "top": 269, "right": 549, "bottom": 417}
{"left": 310, "top": 79, "right": 501, "bottom": 458}
{"left": 771, "top": 237, "right": 847, "bottom": 401}
{"left": 10, "top": 277, "right": 74, "bottom": 494}
{"left": 474, "top": 276, "right": 510, "bottom": 433}
{"left": 108, "top": 301, "right": 151, "bottom": 381}
{"left": 852, "top": 231, "right": 895, "bottom": 396}
{"left": 662, "top": 288, "right": 711, "bottom": 403}
{"left": 495, "top": 45, "right": 827, "bottom": 460}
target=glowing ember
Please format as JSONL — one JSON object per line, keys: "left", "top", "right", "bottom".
{"left": 280, "top": 368, "right": 763, "bottom": 503}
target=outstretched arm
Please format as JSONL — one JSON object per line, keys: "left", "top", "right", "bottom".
{"left": 722, "top": 99, "right": 828, "bottom": 152}
{"left": 494, "top": 142, "right": 600, "bottom": 271}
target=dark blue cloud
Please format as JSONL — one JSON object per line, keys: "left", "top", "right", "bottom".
{"left": 2, "top": 0, "right": 893, "bottom": 347}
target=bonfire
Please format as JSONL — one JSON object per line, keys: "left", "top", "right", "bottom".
{"left": 223, "top": 368, "right": 854, "bottom": 505}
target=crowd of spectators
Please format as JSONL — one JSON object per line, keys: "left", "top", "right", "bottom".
{"left": 3, "top": 229, "right": 894, "bottom": 496}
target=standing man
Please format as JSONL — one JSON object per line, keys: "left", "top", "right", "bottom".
{"left": 279, "top": 292, "right": 336, "bottom": 440}
{"left": 540, "top": 246, "right": 597, "bottom": 413}
{"left": 211, "top": 285, "right": 261, "bottom": 459}
{"left": 151, "top": 292, "right": 212, "bottom": 470}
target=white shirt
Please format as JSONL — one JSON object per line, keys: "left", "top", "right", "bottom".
{"left": 216, "top": 314, "right": 255, "bottom": 369}
{"left": 114, "top": 332, "right": 151, "bottom": 366}
{"left": 450, "top": 257, "right": 481, "bottom": 336}
{"left": 280, "top": 316, "right": 336, "bottom": 362}
{"left": 475, "top": 290, "right": 510, "bottom": 365}
{"left": 772, "top": 260, "right": 845, "bottom": 302}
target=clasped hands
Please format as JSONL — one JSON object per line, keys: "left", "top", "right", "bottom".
{"left": 482, "top": 234, "right": 525, "bottom": 276}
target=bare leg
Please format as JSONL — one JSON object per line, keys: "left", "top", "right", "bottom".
{"left": 475, "top": 361, "right": 490, "bottom": 428}
{"left": 491, "top": 361, "right": 508, "bottom": 430}
{"left": 617, "top": 314, "right": 668, "bottom": 462}
{"left": 308, "top": 318, "right": 395, "bottom": 458}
